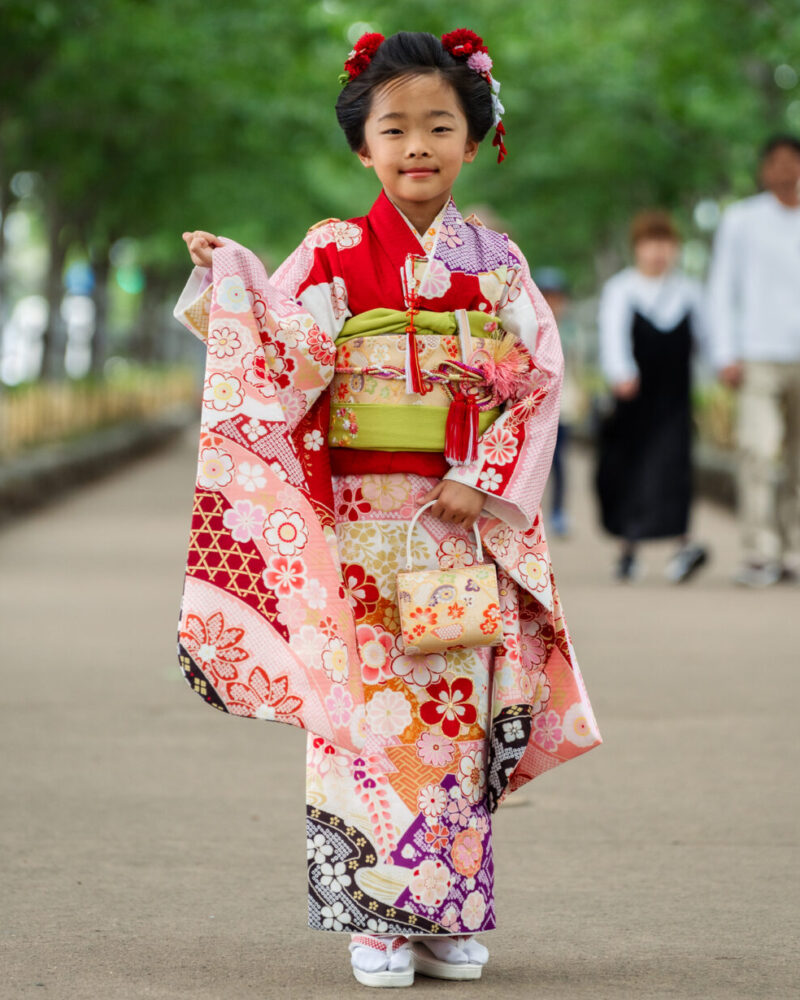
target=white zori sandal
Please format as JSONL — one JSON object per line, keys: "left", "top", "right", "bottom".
{"left": 411, "top": 935, "right": 489, "bottom": 980}
{"left": 349, "top": 934, "right": 414, "bottom": 987}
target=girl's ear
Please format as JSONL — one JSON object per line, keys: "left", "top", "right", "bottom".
{"left": 358, "top": 146, "right": 374, "bottom": 168}
{"left": 463, "top": 138, "right": 479, "bottom": 164}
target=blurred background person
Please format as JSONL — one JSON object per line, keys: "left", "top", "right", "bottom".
{"left": 595, "top": 211, "right": 709, "bottom": 582}
{"left": 706, "top": 134, "right": 800, "bottom": 588}
{"left": 534, "top": 266, "right": 579, "bottom": 538}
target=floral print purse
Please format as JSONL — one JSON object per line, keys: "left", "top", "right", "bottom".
{"left": 397, "top": 501, "right": 503, "bottom": 655}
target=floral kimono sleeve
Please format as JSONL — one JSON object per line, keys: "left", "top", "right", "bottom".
{"left": 174, "top": 237, "right": 366, "bottom": 752}
{"left": 444, "top": 241, "right": 563, "bottom": 529}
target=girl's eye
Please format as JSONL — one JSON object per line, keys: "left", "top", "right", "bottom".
{"left": 381, "top": 129, "right": 403, "bottom": 135}
{"left": 433, "top": 127, "right": 452, "bottom": 134}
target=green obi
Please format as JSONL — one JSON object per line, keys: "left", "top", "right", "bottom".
{"left": 329, "top": 308, "right": 504, "bottom": 453}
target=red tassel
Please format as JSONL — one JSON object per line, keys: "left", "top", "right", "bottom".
{"left": 406, "top": 325, "right": 425, "bottom": 395}
{"left": 464, "top": 394, "right": 479, "bottom": 462}
{"left": 444, "top": 392, "right": 479, "bottom": 465}
{"left": 492, "top": 121, "right": 507, "bottom": 164}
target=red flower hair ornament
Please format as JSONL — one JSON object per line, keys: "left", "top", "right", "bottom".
{"left": 340, "top": 32, "right": 386, "bottom": 85}
{"left": 441, "top": 28, "right": 507, "bottom": 163}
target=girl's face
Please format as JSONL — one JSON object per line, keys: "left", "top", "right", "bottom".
{"left": 358, "top": 72, "right": 479, "bottom": 226}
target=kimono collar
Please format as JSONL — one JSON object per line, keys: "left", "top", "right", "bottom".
{"left": 367, "top": 190, "right": 465, "bottom": 272}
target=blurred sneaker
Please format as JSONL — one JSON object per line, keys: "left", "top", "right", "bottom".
{"left": 732, "top": 562, "right": 782, "bottom": 588}
{"left": 615, "top": 551, "right": 642, "bottom": 582}
{"left": 550, "top": 509, "right": 570, "bottom": 538}
{"left": 664, "top": 543, "right": 709, "bottom": 583}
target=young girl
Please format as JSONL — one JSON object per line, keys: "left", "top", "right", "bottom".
{"left": 176, "top": 30, "right": 600, "bottom": 988}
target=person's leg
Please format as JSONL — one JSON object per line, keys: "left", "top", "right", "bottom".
{"left": 550, "top": 423, "right": 569, "bottom": 535}
{"left": 735, "top": 361, "right": 785, "bottom": 583}
{"left": 778, "top": 362, "right": 800, "bottom": 574}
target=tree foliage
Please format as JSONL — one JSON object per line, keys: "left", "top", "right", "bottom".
{"left": 2, "top": 0, "right": 799, "bottom": 316}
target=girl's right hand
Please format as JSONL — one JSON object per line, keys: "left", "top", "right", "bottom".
{"left": 182, "top": 230, "right": 224, "bottom": 268}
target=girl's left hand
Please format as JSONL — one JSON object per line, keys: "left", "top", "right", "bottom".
{"left": 421, "top": 480, "right": 485, "bottom": 529}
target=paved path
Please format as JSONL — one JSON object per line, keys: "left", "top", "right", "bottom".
{"left": 1, "top": 432, "right": 796, "bottom": 999}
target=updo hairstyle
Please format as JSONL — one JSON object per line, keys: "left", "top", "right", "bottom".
{"left": 335, "top": 31, "right": 494, "bottom": 152}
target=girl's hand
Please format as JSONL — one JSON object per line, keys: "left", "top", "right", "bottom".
{"left": 421, "top": 480, "right": 485, "bottom": 530}
{"left": 182, "top": 230, "right": 224, "bottom": 268}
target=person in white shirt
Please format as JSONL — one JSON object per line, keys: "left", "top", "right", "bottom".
{"left": 596, "top": 211, "right": 709, "bottom": 583}
{"left": 707, "top": 134, "right": 800, "bottom": 587}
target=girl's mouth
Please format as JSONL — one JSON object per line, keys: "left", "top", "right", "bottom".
{"left": 401, "top": 169, "right": 438, "bottom": 177}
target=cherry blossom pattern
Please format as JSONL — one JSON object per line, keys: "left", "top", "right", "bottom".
{"left": 532, "top": 709, "right": 564, "bottom": 753}
{"left": 365, "top": 688, "right": 412, "bottom": 737}
{"left": 391, "top": 650, "right": 447, "bottom": 688}
{"left": 331, "top": 276, "right": 348, "bottom": 319}
{"left": 408, "top": 858, "right": 453, "bottom": 908}
{"left": 450, "top": 827, "right": 483, "bottom": 877}
{"left": 562, "top": 702, "right": 597, "bottom": 747}
{"left": 445, "top": 796, "right": 472, "bottom": 829}
{"left": 460, "top": 890, "right": 486, "bottom": 930}
{"left": 321, "top": 636, "right": 349, "bottom": 683}
{"left": 440, "top": 223, "right": 464, "bottom": 249}
{"left": 356, "top": 624, "right": 395, "bottom": 685}
{"left": 320, "top": 900, "right": 351, "bottom": 931}
{"left": 203, "top": 372, "right": 243, "bottom": 411}
{"left": 325, "top": 684, "right": 354, "bottom": 727}
{"left": 306, "top": 220, "right": 363, "bottom": 251}
{"left": 226, "top": 665, "right": 303, "bottom": 722}
{"left": 419, "top": 677, "right": 478, "bottom": 739}
{"left": 180, "top": 611, "right": 248, "bottom": 684}
{"left": 342, "top": 563, "right": 380, "bottom": 620}
{"left": 241, "top": 418, "right": 266, "bottom": 442}
{"left": 262, "top": 554, "right": 307, "bottom": 596}
{"left": 482, "top": 425, "right": 518, "bottom": 466}
{"left": 236, "top": 461, "right": 267, "bottom": 493}
{"left": 306, "top": 325, "right": 337, "bottom": 366}
{"left": 197, "top": 447, "right": 234, "bottom": 490}
{"left": 222, "top": 499, "right": 266, "bottom": 543}
{"left": 519, "top": 553, "right": 549, "bottom": 593}
{"left": 263, "top": 508, "right": 309, "bottom": 556}
{"left": 418, "top": 782, "right": 448, "bottom": 819}
{"left": 241, "top": 349, "right": 268, "bottom": 391}
{"left": 318, "top": 861, "right": 351, "bottom": 893}
{"left": 301, "top": 578, "right": 328, "bottom": 610}
{"left": 337, "top": 487, "right": 371, "bottom": 522}
{"left": 263, "top": 341, "right": 296, "bottom": 390}
{"left": 307, "top": 832, "right": 334, "bottom": 864}
{"left": 457, "top": 748, "right": 486, "bottom": 804}
{"left": 207, "top": 323, "right": 242, "bottom": 360}
{"left": 416, "top": 732, "right": 456, "bottom": 767}
{"left": 480, "top": 603, "right": 501, "bottom": 636}
{"left": 478, "top": 467, "right": 503, "bottom": 492}
{"left": 303, "top": 429, "right": 324, "bottom": 451}
{"left": 215, "top": 275, "right": 249, "bottom": 313}
{"left": 424, "top": 823, "right": 450, "bottom": 851}
{"left": 437, "top": 536, "right": 476, "bottom": 570}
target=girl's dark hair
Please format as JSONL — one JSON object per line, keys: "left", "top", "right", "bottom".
{"left": 335, "top": 31, "right": 494, "bottom": 152}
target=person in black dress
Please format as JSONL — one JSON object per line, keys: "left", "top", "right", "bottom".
{"left": 596, "top": 211, "right": 709, "bottom": 582}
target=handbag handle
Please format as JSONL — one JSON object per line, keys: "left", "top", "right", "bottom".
{"left": 405, "top": 500, "right": 484, "bottom": 571}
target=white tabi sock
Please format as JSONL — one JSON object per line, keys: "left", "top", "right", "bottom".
{"left": 415, "top": 937, "right": 470, "bottom": 964}
{"left": 349, "top": 934, "right": 412, "bottom": 974}
{"left": 454, "top": 935, "right": 489, "bottom": 965}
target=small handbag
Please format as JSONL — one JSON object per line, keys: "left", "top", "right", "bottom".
{"left": 396, "top": 501, "right": 503, "bottom": 655}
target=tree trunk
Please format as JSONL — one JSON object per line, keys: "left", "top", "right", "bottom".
{"left": 90, "top": 248, "right": 111, "bottom": 377}
{"left": 40, "top": 201, "right": 68, "bottom": 380}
